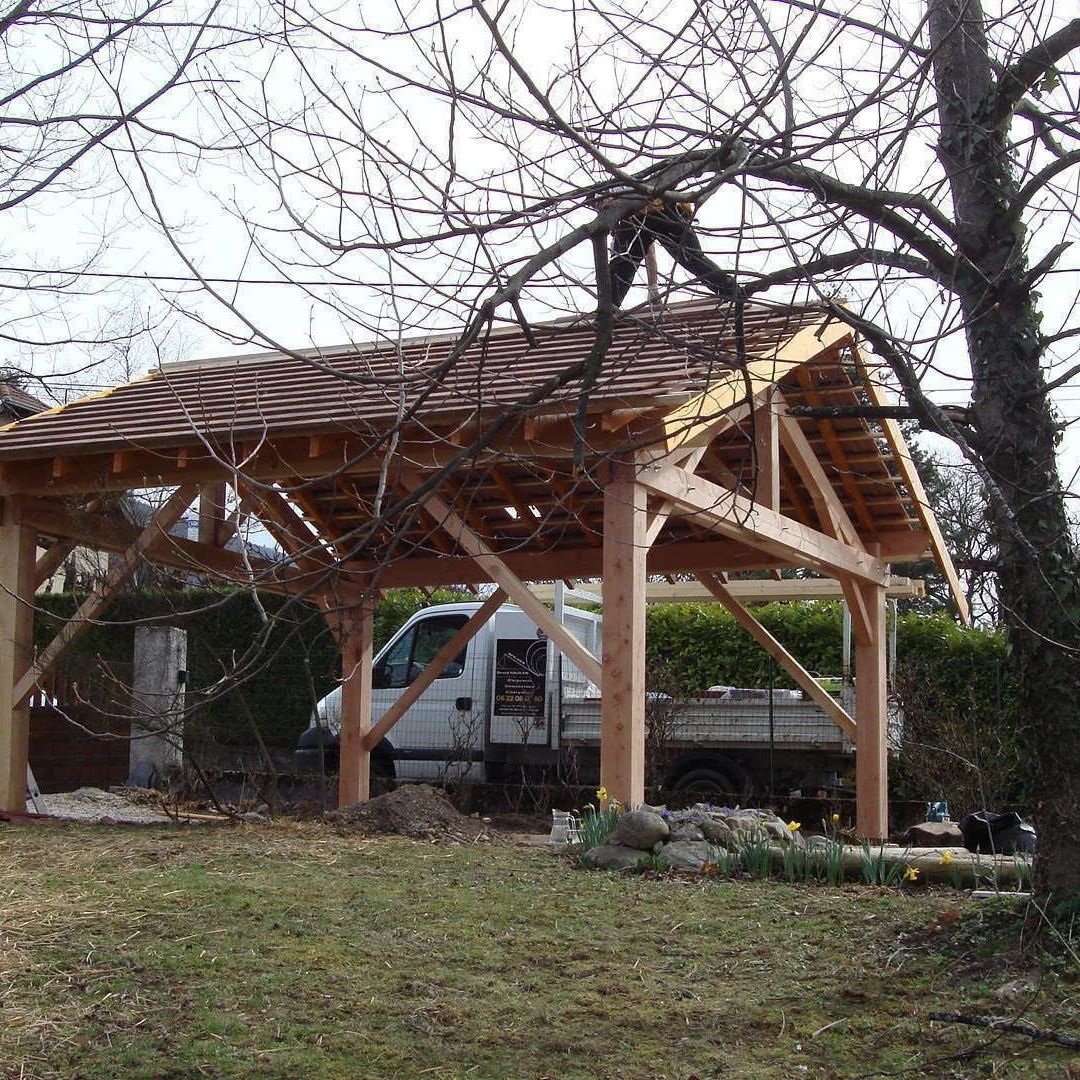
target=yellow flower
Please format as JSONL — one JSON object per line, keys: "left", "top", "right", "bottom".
{"left": 787, "top": 820, "right": 801, "bottom": 832}
{"left": 595, "top": 786, "right": 609, "bottom": 803}
{"left": 831, "top": 813, "right": 840, "bottom": 824}
{"left": 903, "top": 866, "right": 920, "bottom": 882}
{"left": 939, "top": 850, "right": 955, "bottom": 866}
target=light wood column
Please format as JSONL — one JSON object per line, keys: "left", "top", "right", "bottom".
{"left": 336, "top": 599, "right": 375, "bottom": 808}
{"left": 600, "top": 461, "right": 647, "bottom": 807}
{"left": 0, "top": 499, "right": 36, "bottom": 812}
{"left": 854, "top": 576, "right": 888, "bottom": 839}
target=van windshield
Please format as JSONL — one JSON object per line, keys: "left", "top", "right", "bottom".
{"left": 372, "top": 613, "right": 470, "bottom": 689}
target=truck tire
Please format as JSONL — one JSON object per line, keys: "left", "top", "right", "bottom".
{"left": 669, "top": 760, "right": 749, "bottom": 803}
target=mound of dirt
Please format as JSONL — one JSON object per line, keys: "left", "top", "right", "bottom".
{"left": 327, "top": 783, "right": 491, "bottom": 842}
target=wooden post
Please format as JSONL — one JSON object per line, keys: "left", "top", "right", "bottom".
{"left": 336, "top": 599, "right": 375, "bottom": 808}
{"left": 198, "top": 483, "right": 227, "bottom": 547}
{"left": 854, "top": 573, "right": 888, "bottom": 839}
{"left": 0, "top": 498, "right": 36, "bottom": 812}
{"left": 601, "top": 460, "right": 647, "bottom": 807}
{"left": 754, "top": 391, "right": 779, "bottom": 510}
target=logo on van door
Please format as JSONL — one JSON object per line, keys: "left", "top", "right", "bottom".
{"left": 493, "top": 638, "right": 547, "bottom": 717}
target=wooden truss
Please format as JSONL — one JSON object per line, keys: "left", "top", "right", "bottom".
{"left": 0, "top": 304, "right": 967, "bottom": 839}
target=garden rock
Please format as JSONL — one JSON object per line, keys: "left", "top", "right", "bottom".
{"left": 658, "top": 840, "right": 724, "bottom": 871}
{"left": 699, "top": 818, "right": 735, "bottom": 848}
{"left": 608, "top": 809, "right": 669, "bottom": 851}
{"left": 582, "top": 843, "right": 652, "bottom": 871}
{"left": 670, "top": 824, "right": 706, "bottom": 842}
{"left": 905, "top": 820, "right": 965, "bottom": 847}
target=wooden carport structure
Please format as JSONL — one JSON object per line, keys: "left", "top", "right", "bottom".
{"left": 0, "top": 299, "right": 965, "bottom": 837}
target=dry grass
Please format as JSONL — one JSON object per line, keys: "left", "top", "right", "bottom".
{"left": 0, "top": 821, "right": 1076, "bottom": 1079}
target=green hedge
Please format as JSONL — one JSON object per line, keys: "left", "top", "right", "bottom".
{"left": 37, "top": 589, "right": 1022, "bottom": 807}
{"left": 35, "top": 587, "right": 468, "bottom": 747}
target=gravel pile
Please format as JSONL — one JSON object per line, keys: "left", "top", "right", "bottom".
{"left": 34, "top": 787, "right": 175, "bottom": 825}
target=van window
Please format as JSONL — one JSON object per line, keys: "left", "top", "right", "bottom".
{"left": 372, "top": 613, "right": 470, "bottom": 689}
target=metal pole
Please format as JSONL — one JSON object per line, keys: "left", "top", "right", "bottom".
{"left": 768, "top": 657, "right": 776, "bottom": 798}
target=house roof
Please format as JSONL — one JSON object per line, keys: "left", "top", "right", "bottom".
{"left": 0, "top": 381, "right": 47, "bottom": 421}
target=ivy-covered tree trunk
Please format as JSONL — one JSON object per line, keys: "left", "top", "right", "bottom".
{"left": 929, "top": 0, "right": 1080, "bottom": 904}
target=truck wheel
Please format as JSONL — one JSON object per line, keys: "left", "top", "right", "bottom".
{"left": 672, "top": 766, "right": 742, "bottom": 803}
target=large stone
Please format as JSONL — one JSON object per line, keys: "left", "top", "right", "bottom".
{"left": 581, "top": 844, "right": 652, "bottom": 871}
{"left": 658, "top": 840, "right": 725, "bottom": 871}
{"left": 905, "top": 820, "right": 965, "bottom": 847}
{"left": 607, "top": 809, "right": 670, "bottom": 851}
{"left": 670, "top": 824, "right": 706, "bottom": 842}
{"left": 699, "top": 817, "right": 736, "bottom": 849}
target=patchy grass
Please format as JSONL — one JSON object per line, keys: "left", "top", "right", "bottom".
{"left": 0, "top": 823, "right": 1076, "bottom": 1079}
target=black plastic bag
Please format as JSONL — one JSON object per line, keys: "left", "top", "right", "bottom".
{"left": 958, "top": 810, "right": 1037, "bottom": 855}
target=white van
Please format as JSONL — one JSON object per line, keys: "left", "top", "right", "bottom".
{"left": 295, "top": 601, "right": 602, "bottom": 783}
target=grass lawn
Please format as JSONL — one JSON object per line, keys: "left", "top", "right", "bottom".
{"left": 0, "top": 822, "right": 1076, "bottom": 1079}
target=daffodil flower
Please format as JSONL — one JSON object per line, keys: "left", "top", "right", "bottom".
{"left": 787, "top": 820, "right": 801, "bottom": 832}
{"left": 939, "top": 850, "right": 955, "bottom": 866}
{"left": 831, "top": 813, "right": 840, "bottom": 824}
{"left": 903, "top": 866, "right": 920, "bottom": 882}
{"left": 595, "top": 786, "right": 609, "bottom": 803}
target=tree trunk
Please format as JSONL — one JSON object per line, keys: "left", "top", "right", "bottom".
{"left": 929, "top": 0, "right": 1080, "bottom": 905}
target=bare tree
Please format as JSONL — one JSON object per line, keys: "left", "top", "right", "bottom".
{"left": 12, "top": 1, "right": 1073, "bottom": 902}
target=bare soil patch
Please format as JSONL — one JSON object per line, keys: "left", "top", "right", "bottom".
{"left": 326, "top": 782, "right": 493, "bottom": 841}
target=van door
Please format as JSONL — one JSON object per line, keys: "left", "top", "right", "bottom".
{"left": 371, "top": 610, "right": 483, "bottom": 781}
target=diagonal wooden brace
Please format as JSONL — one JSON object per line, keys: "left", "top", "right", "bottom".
{"left": 404, "top": 470, "right": 603, "bottom": 688}
{"left": 13, "top": 484, "right": 199, "bottom": 709}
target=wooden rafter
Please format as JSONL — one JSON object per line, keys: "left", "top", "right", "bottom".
{"left": 662, "top": 320, "right": 853, "bottom": 452}
{"left": 13, "top": 484, "right": 199, "bottom": 709}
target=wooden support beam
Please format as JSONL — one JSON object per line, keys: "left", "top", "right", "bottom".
{"left": 638, "top": 464, "right": 886, "bottom": 584}
{"left": 21, "top": 495, "right": 338, "bottom": 597}
{"left": 0, "top": 499, "right": 36, "bottom": 811}
{"left": 853, "top": 575, "right": 889, "bottom": 840}
{"left": 198, "top": 483, "right": 227, "bottom": 547}
{"left": 697, "top": 572, "right": 856, "bottom": 739}
{"left": 753, "top": 393, "right": 779, "bottom": 510}
{"left": 644, "top": 498, "right": 674, "bottom": 548}
{"left": 407, "top": 474, "right": 604, "bottom": 687}
{"left": 360, "top": 589, "right": 507, "bottom": 754}
{"left": 529, "top": 576, "right": 925, "bottom": 604}
{"left": 601, "top": 461, "right": 647, "bottom": 807}
{"left": 13, "top": 484, "right": 199, "bottom": 710}
{"left": 331, "top": 599, "right": 376, "bottom": 807}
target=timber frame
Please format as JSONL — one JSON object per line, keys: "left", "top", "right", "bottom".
{"left": 0, "top": 298, "right": 965, "bottom": 838}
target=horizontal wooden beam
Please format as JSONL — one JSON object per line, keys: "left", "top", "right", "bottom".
{"left": 638, "top": 465, "right": 886, "bottom": 584}
{"left": 529, "top": 576, "right": 925, "bottom": 604}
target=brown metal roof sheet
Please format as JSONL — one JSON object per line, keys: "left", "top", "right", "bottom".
{"left": 0, "top": 299, "right": 825, "bottom": 459}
